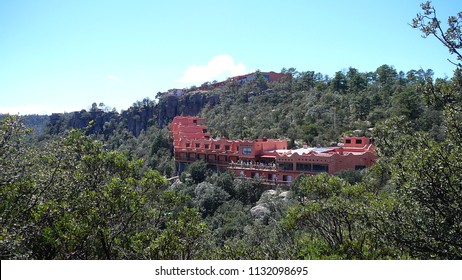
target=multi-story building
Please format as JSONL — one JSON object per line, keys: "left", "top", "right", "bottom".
{"left": 170, "top": 116, "right": 377, "bottom": 186}
{"left": 196, "top": 71, "right": 288, "bottom": 90}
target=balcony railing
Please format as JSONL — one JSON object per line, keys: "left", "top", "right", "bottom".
{"left": 228, "top": 162, "right": 277, "bottom": 171}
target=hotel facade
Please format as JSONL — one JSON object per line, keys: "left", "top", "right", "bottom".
{"left": 170, "top": 116, "right": 377, "bottom": 186}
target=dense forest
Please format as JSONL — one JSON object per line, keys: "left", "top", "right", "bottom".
{"left": 1, "top": 2, "right": 461, "bottom": 259}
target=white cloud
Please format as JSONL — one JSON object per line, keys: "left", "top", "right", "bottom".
{"left": 177, "top": 54, "right": 247, "bottom": 84}
{"left": 107, "top": 75, "right": 121, "bottom": 81}
{"left": 0, "top": 104, "right": 78, "bottom": 115}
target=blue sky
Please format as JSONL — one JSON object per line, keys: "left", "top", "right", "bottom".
{"left": 0, "top": 0, "right": 460, "bottom": 115}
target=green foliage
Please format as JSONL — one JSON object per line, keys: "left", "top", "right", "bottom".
{"left": 372, "top": 119, "right": 462, "bottom": 258}
{"left": 0, "top": 116, "right": 208, "bottom": 259}
{"left": 360, "top": 4, "right": 462, "bottom": 258}
{"left": 335, "top": 169, "right": 365, "bottom": 185}
{"left": 194, "top": 182, "right": 230, "bottom": 217}
{"left": 0, "top": 115, "right": 36, "bottom": 258}
{"left": 286, "top": 174, "right": 397, "bottom": 259}
{"left": 187, "top": 160, "right": 209, "bottom": 184}
{"left": 180, "top": 160, "right": 209, "bottom": 184}
{"left": 3, "top": 2, "right": 461, "bottom": 260}
{"left": 197, "top": 62, "right": 440, "bottom": 147}
{"left": 411, "top": 1, "right": 462, "bottom": 67}
{"left": 212, "top": 220, "right": 297, "bottom": 260}
{"left": 150, "top": 206, "right": 208, "bottom": 260}
{"left": 206, "top": 200, "right": 251, "bottom": 243}
{"left": 231, "top": 178, "right": 262, "bottom": 205}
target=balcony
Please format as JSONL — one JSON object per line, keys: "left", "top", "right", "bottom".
{"left": 228, "top": 162, "right": 277, "bottom": 171}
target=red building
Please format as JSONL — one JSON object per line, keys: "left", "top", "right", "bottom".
{"left": 230, "top": 71, "right": 287, "bottom": 84}
{"left": 196, "top": 71, "right": 288, "bottom": 91}
{"left": 170, "top": 116, "right": 377, "bottom": 186}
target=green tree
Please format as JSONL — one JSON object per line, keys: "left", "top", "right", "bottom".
{"left": 295, "top": 71, "right": 316, "bottom": 91}
{"left": 0, "top": 115, "right": 37, "bottom": 258}
{"left": 286, "top": 174, "right": 396, "bottom": 259}
{"left": 232, "top": 178, "right": 262, "bottom": 205}
{"left": 329, "top": 71, "right": 347, "bottom": 94}
{"left": 182, "top": 160, "right": 208, "bottom": 184}
{"left": 193, "top": 182, "right": 230, "bottom": 217}
{"left": 206, "top": 200, "right": 251, "bottom": 243}
{"left": 1, "top": 117, "right": 209, "bottom": 259}
{"left": 411, "top": 1, "right": 462, "bottom": 67}
{"left": 346, "top": 67, "right": 367, "bottom": 94}
{"left": 252, "top": 70, "right": 269, "bottom": 92}
{"left": 367, "top": 4, "right": 462, "bottom": 257}
{"left": 390, "top": 87, "right": 423, "bottom": 120}
{"left": 372, "top": 117, "right": 462, "bottom": 259}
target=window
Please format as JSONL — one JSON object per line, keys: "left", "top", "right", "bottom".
{"left": 193, "top": 120, "right": 197, "bottom": 124}
{"left": 313, "top": 164, "right": 328, "bottom": 173}
{"left": 355, "top": 139, "right": 362, "bottom": 144}
{"left": 202, "top": 129, "right": 207, "bottom": 133}
{"left": 205, "top": 144, "right": 209, "bottom": 149}
{"left": 355, "top": 165, "right": 366, "bottom": 170}
{"left": 345, "top": 139, "right": 351, "bottom": 144}
{"left": 279, "top": 162, "right": 294, "bottom": 171}
{"left": 296, "top": 163, "right": 311, "bottom": 171}
{"left": 242, "top": 147, "right": 252, "bottom": 155}
{"left": 268, "top": 174, "right": 274, "bottom": 180}
{"left": 282, "top": 175, "right": 292, "bottom": 182}
{"left": 186, "top": 143, "right": 190, "bottom": 148}
{"left": 215, "top": 144, "right": 220, "bottom": 150}
{"left": 195, "top": 143, "right": 200, "bottom": 148}
{"left": 225, "top": 145, "right": 230, "bottom": 151}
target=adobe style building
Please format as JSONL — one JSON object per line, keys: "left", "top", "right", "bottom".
{"left": 161, "top": 71, "right": 288, "bottom": 97}
{"left": 170, "top": 116, "right": 377, "bottom": 186}
{"left": 196, "top": 71, "right": 288, "bottom": 91}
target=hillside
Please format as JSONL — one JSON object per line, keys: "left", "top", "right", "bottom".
{"left": 14, "top": 66, "right": 446, "bottom": 179}
{"left": 2, "top": 1, "right": 462, "bottom": 261}
{"left": 40, "top": 66, "right": 441, "bottom": 144}
{"left": 3, "top": 8, "right": 462, "bottom": 260}
{"left": 3, "top": 63, "right": 462, "bottom": 260}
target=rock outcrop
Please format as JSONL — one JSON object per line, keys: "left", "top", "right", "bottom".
{"left": 45, "top": 91, "right": 220, "bottom": 137}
